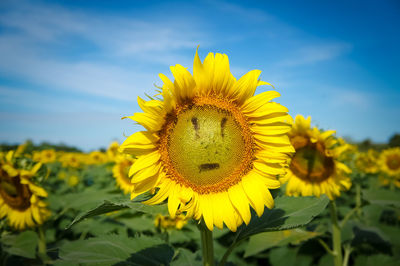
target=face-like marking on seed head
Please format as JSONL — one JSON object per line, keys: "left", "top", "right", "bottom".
{"left": 167, "top": 105, "right": 246, "bottom": 187}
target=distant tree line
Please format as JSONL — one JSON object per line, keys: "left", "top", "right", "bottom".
{"left": 1, "top": 133, "right": 399, "bottom": 153}
{"left": 0, "top": 140, "right": 81, "bottom": 153}
{"left": 355, "top": 133, "right": 400, "bottom": 152}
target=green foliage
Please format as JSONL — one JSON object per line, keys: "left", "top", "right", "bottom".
{"left": 68, "top": 199, "right": 167, "bottom": 229}
{"left": 362, "top": 188, "right": 400, "bottom": 207}
{"left": 57, "top": 235, "right": 174, "bottom": 265}
{"left": 236, "top": 195, "right": 329, "bottom": 242}
{"left": 245, "top": 229, "right": 321, "bottom": 257}
{"left": 1, "top": 231, "right": 39, "bottom": 259}
{"left": 1, "top": 143, "right": 400, "bottom": 266}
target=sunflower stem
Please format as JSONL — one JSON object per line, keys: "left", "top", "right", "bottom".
{"left": 355, "top": 183, "right": 362, "bottom": 217}
{"left": 330, "top": 200, "right": 342, "bottom": 266}
{"left": 199, "top": 221, "right": 214, "bottom": 266}
{"left": 37, "top": 226, "right": 47, "bottom": 262}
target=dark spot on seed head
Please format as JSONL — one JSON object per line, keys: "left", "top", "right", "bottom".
{"left": 191, "top": 117, "right": 199, "bottom": 130}
{"left": 221, "top": 117, "right": 227, "bottom": 137}
{"left": 191, "top": 117, "right": 200, "bottom": 138}
{"left": 199, "top": 163, "right": 220, "bottom": 172}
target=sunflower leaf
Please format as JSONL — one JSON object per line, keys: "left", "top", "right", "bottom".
{"left": 362, "top": 188, "right": 400, "bottom": 207}
{"left": 1, "top": 231, "right": 39, "bottom": 259}
{"left": 244, "top": 229, "right": 322, "bottom": 257}
{"left": 56, "top": 234, "right": 174, "bottom": 266}
{"left": 67, "top": 199, "right": 167, "bottom": 229}
{"left": 236, "top": 195, "right": 329, "bottom": 242}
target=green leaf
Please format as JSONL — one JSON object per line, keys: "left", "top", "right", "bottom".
{"left": 354, "top": 254, "right": 399, "bottom": 266}
{"left": 351, "top": 223, "right": 392, "bottom": 254}
{"left": 67, "top": 199, "right": 167, "bottom": 229}
{"left": 244, "top": 229, "right": 321, "bottom": 257}
{"left": 171, "top": 248, "right": 202, "bottom": 266}
{"left": 236, "top": 195, "right": 329, "bottom": 242}
{"left": 362, "top": 188, "right": 400, "bottom": 207}
{"left": 58, "top": 234, "right": 173, "bottom": 266}
{"left": 269, "top": 246, "right": 297, "bottom": 266}
{"left": 1, "top": 231, "right": 39, "bottom": 259}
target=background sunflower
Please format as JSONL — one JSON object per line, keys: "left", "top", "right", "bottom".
{"left": 282, "top": 115, "right": 352, "bottom": 200}
{"left": 0, "top": 151, "right": 51, "bottom": 230}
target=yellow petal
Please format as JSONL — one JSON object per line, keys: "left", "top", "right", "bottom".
{"left": 232, "top": 70, "right": 262, "bottom": 104}
{"left": 241, "top": 171, "right": 267, "bottom": 217}
{"left": 170, "top": 64, "right": 196, "bottom": 101}
{"left": 242, "top": 90, "right": 280, "bottom": 113}
{"left": 200, "top": 194, "right": 214, "bottom": 230}
{"left": 245, "top": 102, "right": 289, "bottom": 117}
{"left": 228, "top": 184, "right": 251, "bottom": 225}
{"left": 128, "top": 151, "right": 160, "bottom": 176}
{"left": 123, "top": 113, "right": 162, "bottom": 132}
{"left": 131, "top": 163, "right": 161, "bottom": 183}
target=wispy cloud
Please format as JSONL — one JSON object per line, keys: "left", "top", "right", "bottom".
{"left": 276, "top": 43, "right": 352, "bottom": 67}
{"left": 0, "top": 1, "right": 206, "bottom": 100}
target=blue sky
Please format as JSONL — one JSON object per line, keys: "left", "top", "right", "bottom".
{"left": 0, "top": 0, "right": 399, "bottom": 151}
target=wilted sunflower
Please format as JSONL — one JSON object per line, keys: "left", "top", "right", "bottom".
{"left": 281, "top": 115, "right": 351, "bottom": 200}
{"left": 378, "top": 147, "right": 400, "bottom": 188}
{"left": 120, "top": 49, "right": 293, "bottom": 231}
{"left": 0, "top": 151, "right": 51, "bottom": 230}
{"left": 112, "top": 155, "right": 135, "bottom": 194}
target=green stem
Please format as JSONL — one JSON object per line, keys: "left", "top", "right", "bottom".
{"left": 199, "top": 221, "right": 214, "bottom": 266}
{"left": 38, "top": 226, "right": 47, "bottom": 262}
{"left": 330, "top": 200, "right": 342, "bottom": 266}
{"left": 340, "top": 207, "right": 358, "bottom": 228}
{"left": 317, "top": 238, "right": 335, "bottom": 256}
{"left": 355, "top": 183, "right": 362, "bottom": 217}
{"left": 342, "top": 244, "right": 352, "bottom": 266}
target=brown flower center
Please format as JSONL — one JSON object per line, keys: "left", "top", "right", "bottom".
{"left": 289, "top": 136, "right": 335, "bottom": 183}
{"left": 386, "top": 154, "right": 400, "bottom": 171}
{"left": 0, "top": 169, "right": 32, "bottom": 211}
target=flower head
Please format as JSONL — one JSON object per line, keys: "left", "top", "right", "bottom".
{"left": 120, "top": 48, "right": 293, "bottom": 231}
{"left": 281, "top": 115, "right": 351, "bottom": 200}
{"left": 0, "top": 151, "right": 51, "bottom": 230}
{"left": 378, "top": 147, "right": 400, "bottom": 188}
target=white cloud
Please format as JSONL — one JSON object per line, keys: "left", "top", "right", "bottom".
{"left": 0, "top": 1, "right": 207, "bottom": 100}
{"left": 277, "top": 43, "right": 352, "bottom": 67}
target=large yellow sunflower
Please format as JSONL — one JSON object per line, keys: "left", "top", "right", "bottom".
{"left": 120, "top": 49, "right": 293, "bottom": 231}
{"left": 282, "top": 115, "right": 351, "bottom": 200}
{"left": 0, "top": 151, "right": 51, "bottom": 230}
{"left": 378, "top": 147, "right": 400, "bottom": 188}
{"left": 112, "top": 155, "right": 135, "bottom": 194}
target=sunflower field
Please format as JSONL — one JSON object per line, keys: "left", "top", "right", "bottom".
{"left": 1, "top": 51, "right": 400, "bottom": 266}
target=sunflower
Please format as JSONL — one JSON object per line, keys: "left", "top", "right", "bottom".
{"left": 88, "top": 151, "right": 108, "bottom": 165}
{"left": 0, "top": 151, "right": 51, "bottom": 230}
{"left": 281, "top": 115, "right": 351, "bottom": 200}
{"left": 112, "top": 155, "right": 135, "bottom": 194}
{"left": 378, "top": 147, "right": 400, "bottom": 188}
{"left": 355, "top": 149, "right": 379, "bottom": 174}
{"left": 107, "top": 141, "right": 120, "bottom": 161}
{"left": 154, "top": 213, "right": 188, "bottom": 230}
{"left": 33, "top": 149, "right": 57, "bottom": 164}
{"left": 59, "top": 153, "right": 81, "bottom": 168}
{"left": 120, "top": 48, "right": 293, "bottom": 231}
